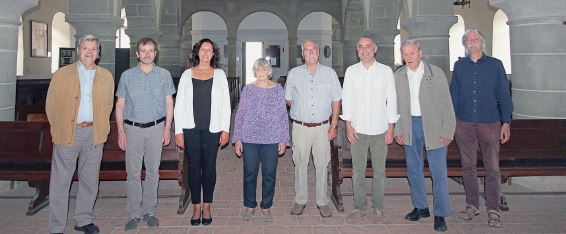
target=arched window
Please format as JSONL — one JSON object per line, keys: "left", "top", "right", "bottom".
{"left": 449, "top": 15, "right": 465, "bottom": 71}
{"left": 394, "top": 18, "right": 401, "bottom": 67}
{"left": 492, "top": 10, "right": 511, "bottom": 74}
{"left": 51, "top": 12, "right": 73, "bottom": 73}
{"left": 394, "top": 35, "right": 401, "bottom": 67}
{"left": 116, "top": 8, "right": 130, "bottom": 48}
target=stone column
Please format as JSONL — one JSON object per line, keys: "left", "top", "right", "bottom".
{"left": 367, "top": 0, "right": 400, "bottom": 69}
{"left": 159, "top": 37, "right": 183, "bottom": 77}
{"left": 490, "top": 0, "right": 566, "bottom": 192}
{"left": 331, "top": 20, "right": 344, "bottom": 76}
{"left": 124, "top": 0, "right": 159, "bottom": 69}
{"left": 331, "top": 40, "right": 344, "bottom": 76}
{"left": 67, "top": 0, "right": 123, "bottom": 76}
{"left": 287, "top": 24, "right": 298, "bottom": 69}
{"left": 226, "top": 26, "right": 237, "bottom": 77}
{"left": 368, "top": 27, "right": 399, "bottom": 69}
{"left": 402, "top": 0, "right": 456, "bottom": 75}
{"left": 342, "top": 39, "right": 359, "bottom": 68}
{"left": 490, "top": 0, "right": 566, "bottom": 119}
{"left": 0, "top": 0, "right": 38, "bottom": 120}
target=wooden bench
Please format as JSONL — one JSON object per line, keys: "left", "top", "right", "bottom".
{"left": 330, "top": 119, "right": 566, "bottom": 212}
{"left": 0, "top": 121, "right": 189, "bottom": 216}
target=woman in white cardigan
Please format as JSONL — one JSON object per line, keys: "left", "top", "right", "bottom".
{"left": 174, "top": 38, "right": 231, "bottom": 226}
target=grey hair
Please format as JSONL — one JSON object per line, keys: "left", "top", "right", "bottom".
{"left": 76, "top": 34, "right": 100, "bottom": 50}
{"left": 302, "top": 39, "right": 319, "bottom": 52}
{"left": 462, "top": 29, "right": 486, "bottom": 51}
{"left": 253, "top": 58, "right": 273, "bottom": 78}
{"left": 400, "top": 39, "right": 422, "bottom": 53}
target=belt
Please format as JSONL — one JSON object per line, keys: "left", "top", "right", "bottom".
{"left": 293, "top": 119, "right": 329, "bottom": 127}
{"left": 124, "top": 116, "right": 166, "bottom": 128}
{"left": 77, "top": 122, "right": 94, "bottom": 128}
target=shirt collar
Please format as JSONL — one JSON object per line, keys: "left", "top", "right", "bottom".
{"left": 136, "top": 62, "right": 156, "bottom": 74}
{"left": 77, "top": 61, "right": 96, "bottom": 72}
{"left": 465, "top": 53, "right": 487, "bottom": 63}
{"left": 407, "top": 61, "right": 424, "bottom": 75}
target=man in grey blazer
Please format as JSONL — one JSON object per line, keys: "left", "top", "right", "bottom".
{"left": 393, "top": 40, "right": 456, "bottom": 232}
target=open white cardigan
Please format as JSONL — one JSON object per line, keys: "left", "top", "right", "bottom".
{"left": 174, "top": 68, "right": 231, "bottom": 135}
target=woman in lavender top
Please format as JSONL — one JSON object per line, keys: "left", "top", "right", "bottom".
{"left": 232, "top": 58, "right": 290, "bottom": 222}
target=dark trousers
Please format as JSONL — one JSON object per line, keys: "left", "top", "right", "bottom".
{"left": 243, "top": 143, "right": 279, "bottom": 209}
{"left": 183, "top": 128, "right": 221, "bottom": 204}
{"left": 454, "top": 120, "right": 501, "bottom": 210}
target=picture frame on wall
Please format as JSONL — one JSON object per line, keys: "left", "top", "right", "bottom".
{"left": 30, "top": 21, "right": 48, "bottom": 57}
{"left": 59, "top": 47, "right": 75, "bottom": 67}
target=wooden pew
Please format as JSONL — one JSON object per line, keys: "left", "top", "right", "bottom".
{"left": 330, "top": 119, "right": 566, "bottom": 212}
{"left": 0, "top": 121, "right": 189, "bottom": 216}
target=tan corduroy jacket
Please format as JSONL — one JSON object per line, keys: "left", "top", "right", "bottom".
{"left": 46, "top": 63, "right": 114, "bottom": 146}
{"left": 394, "top": 62, "right": 455, "bottom": 150}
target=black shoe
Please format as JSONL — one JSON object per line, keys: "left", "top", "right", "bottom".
{"left": 73, "top": 223, "right": 100, "bottom": 234}
{"left": 405, "top": 208, "right": 430, "bottom": 221}
{"left": 190, "top": 212, "right": 201, "bottom": 226}
{"left": 202, "top": 216, "right": 213, "bottom": 226}
{"left": 190, "top": 217, "right": 201, "bottom": 226}
{"left": 434, "top": 216, "right": 447, "bottom": 232}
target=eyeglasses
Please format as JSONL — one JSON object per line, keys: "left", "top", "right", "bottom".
{"left": 465, "top": 37, "right": 481, "bottom": 44}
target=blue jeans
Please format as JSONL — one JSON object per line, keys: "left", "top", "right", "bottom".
{"left": 404, "top": 117, "right": 451, "bottom": 217}
{"left": 243, "top": 143, "right": 279, "bottom": 209}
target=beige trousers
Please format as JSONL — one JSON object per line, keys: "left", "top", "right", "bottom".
{"left": 291, "top": 122, "right": 331, "bottom": 206}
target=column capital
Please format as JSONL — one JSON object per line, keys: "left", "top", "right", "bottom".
{"left": 490, "top": 0, "right": 566, "bottom": 25}
{"left": 125, "top": 28, "right": 158, "bottom": 42}
{"left": 367, "top": 29, "right": 399, "bottom": 44}
{"left": 0, "top": 0, "right": 38, "bottom": 24}
{"left": 402, "top": 15, "right": 457, "bottom": 39}
{"left": 66, "top": 15, "right": 123, "bottom": 39}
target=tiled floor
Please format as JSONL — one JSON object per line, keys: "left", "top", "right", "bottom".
{"left": 1, "top": 145, "right": 566, "bottom": 233}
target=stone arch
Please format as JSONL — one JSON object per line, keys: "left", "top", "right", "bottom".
{"left": 492, "top": 9, "right": 511, "bottom": 74}
{"left": 343, "top": 0, "right": 367, "bottom": 67}
{"left": 297, "top": 12, "right": 336, "bottom": 67}
{"left": 237, "top": 11, "right": 288, "bottom": 83}
{"left": 186, "top": 11, "right": 228, "bottom": 70}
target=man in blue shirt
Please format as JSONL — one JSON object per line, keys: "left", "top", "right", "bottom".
{"left": 450, "top": 29, "right": 513, "bottom": 229}
{"left": 115, "top": 37, "right": 176, "bottom": 231}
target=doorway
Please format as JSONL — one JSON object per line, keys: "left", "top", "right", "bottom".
{"left": 244, "top": 41, "right": 263, "bottom": 85}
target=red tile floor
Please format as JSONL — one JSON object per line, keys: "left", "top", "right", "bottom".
{"left": 1, "top": 145, "right": 565, "bottom": 233}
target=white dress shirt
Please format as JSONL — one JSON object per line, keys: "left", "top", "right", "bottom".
{"left": 340, "top": 60, "right": 399, "bottom": 135}
{"left": 407, "top": 62, "right": 424, "bottom": 116}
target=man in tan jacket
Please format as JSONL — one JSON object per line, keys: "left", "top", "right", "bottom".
{"left": 46, "top": 34, "right": 114, "bottom": 234}
{"left": 394, "top": 40, "right": 455, "bottom": 232}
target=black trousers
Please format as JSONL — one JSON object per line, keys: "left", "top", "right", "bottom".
{"left": 183, "top": 128, "right": 221, "bottom": 204}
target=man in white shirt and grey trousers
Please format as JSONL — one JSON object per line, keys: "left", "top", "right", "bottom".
{"left": 340, "top": 35, "right": 399, "bottom": 223}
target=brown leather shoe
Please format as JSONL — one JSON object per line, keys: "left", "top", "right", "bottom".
{"left": 317, "top": 205, "right": 332, "bottom": 218}
{"left": 291, "top": 203, "right": 306, "bottom": 215}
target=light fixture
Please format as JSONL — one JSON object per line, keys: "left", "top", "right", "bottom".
{"left": 454, "top": 0, "right": 471, "bottom": 8}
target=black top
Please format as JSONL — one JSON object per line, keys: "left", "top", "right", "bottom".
{"left": 192, "top": 78, "right": 213, "bottom": 130}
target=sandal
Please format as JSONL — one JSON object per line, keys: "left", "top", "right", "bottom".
{"left": 242, "top": 208, "right": 254, "bottom": 221}
{"left": 488, "top": 209, "right": 502, "bottom": 228}
{"left": 458, "top": 204, "right": 480, "bottom": 221}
